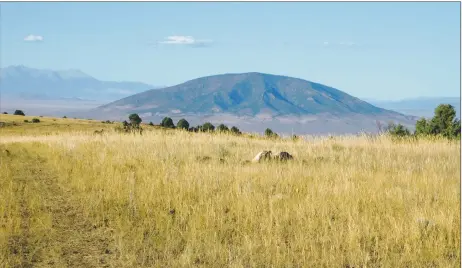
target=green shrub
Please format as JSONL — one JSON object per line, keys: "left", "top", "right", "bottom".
{"left": 32, "top": 118, "right": 40, "bottom": 123}
{"left": 386, "top": 122, "right": 410, "bottom": 137}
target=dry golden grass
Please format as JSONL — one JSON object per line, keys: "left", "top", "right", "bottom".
{"left": 0, "top": 117, "right": 460, "bottom": 267}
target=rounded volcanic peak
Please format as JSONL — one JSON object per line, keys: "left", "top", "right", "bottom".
{"left": 100, "top": 71, "right": 395, "bottom": 117}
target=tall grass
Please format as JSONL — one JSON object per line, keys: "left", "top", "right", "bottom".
{"left": 1, "top": 128, "right": 460, "bottom": 267}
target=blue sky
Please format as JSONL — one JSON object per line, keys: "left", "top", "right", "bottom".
{"left": 1, "top": 2, "right": 460, "bottom": 100}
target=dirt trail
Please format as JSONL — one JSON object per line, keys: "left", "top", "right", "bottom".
{"left": 7, "top": 181, "right": 32, "bottom": 268}
{"left": 4, "top": 146, "right": 118, "bottom": 267}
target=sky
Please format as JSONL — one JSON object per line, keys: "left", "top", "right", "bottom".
{"left": 1, "top": 2, "right": 460, "bottom": 100}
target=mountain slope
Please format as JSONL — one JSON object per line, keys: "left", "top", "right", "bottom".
{"left": 99, "top": 72, "right": 398, "bottom": 117}
{"left": 0, "top": 65, "right": 158, "bottom": 101}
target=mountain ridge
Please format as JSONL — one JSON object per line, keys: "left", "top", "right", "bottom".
{"left": 0, "top": 65, "right": 160, "bottom": 102}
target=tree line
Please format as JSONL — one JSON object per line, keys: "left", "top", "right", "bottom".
{"left": 156, "top": 116, "right": 243, "bottom": 135}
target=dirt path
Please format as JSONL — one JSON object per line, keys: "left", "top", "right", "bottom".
{"left": 4, "top": 146, "right": 118, "bottom": 267}
{"left": 7, "top": 181, "right": 32, "bottom": 268}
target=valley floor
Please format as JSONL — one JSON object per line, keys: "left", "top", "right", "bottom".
{"left": 0, "top": 115, "right": 460, "bottom": 267}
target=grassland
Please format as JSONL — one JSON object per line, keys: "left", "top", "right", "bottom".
{"left": 0, "top": 114, "right": 460, "bottom": 267}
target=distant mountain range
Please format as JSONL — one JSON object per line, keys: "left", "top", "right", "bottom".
{"left": 0, "top": 65, "right": 159, "bottom": 101}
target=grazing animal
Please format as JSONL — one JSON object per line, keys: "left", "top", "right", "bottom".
{"left": 274, "top": 151, "right": 294, "bottom": 161}
{"left": 252, "top": 150, "right": 273, "bottom": 163}
{"left": 94, "top": 129, "right": 104, "bottom": 135}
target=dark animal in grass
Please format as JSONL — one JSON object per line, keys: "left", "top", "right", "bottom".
{"left": 273, "top": 152, "right": 294, "bottom": 161}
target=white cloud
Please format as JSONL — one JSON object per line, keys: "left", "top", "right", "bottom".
{"left": 159, "top": 35, "right": 212, "bottom": 46}
{"left": 323, "top": 41, "right": 329, "bottom": 46}
{"left": 24, "top": 35, "right": 44, "bottom": 42}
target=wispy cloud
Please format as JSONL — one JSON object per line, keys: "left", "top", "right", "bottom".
{"left": 158, "top": 35, "right": 213, "bottom": 47}
{"left": 24, "top": 34, "right": 44, "bottom": 42}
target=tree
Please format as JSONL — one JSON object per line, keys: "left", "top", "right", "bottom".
{"left": 230, "top": 126, "right": 241, "bottom": 135}
{"left": 14, "top": 110, "right": 25, "bottom": 116}
{"left": 177, "top": 119, "right": 190, "bottom": 130}
{"left": 148, "top": 122, "right": 154, "bottom": 126}
{"left": 416, "top": 104, "right": 461, "bottom": 138}
{"left": 201, "top": 122, "right": 215, "bottom": 132}
{"left": 118, "top": 116, "right": 143, "bottom": 134}
{"left": 414, "top": 118, "right": 429, "bottom": 136}
{"left": 3, "top": 112, "right": 7, "bottom": 114}
{"left": 161, "top": 117, "right": 175, "bottom": 128}
{"left": 32, "top": 118, "right": 40, "bottom": 123}
{"left": 63, "top": 116, "right": 67, "bottom": 118}
{"left": 217, "top": 124, "right": 229, "bottom": 132}
{"left": 429, "top": 104, "right": 458, "bottom": 138}
{"left": 129, "top": 113, "right": 142, "bottom": 127}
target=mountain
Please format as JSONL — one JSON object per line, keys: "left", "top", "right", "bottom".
{"left": 100, "top": 72, "right": 400, "bottom": 116}
{"left": 93, "top": 72, "right": 417, "bottom": 135}
{"left": 0, "top": 65, "right": 158, "bottom": 102}
{"left": 367, "top": 97, "right": 461, "bottom": 119}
